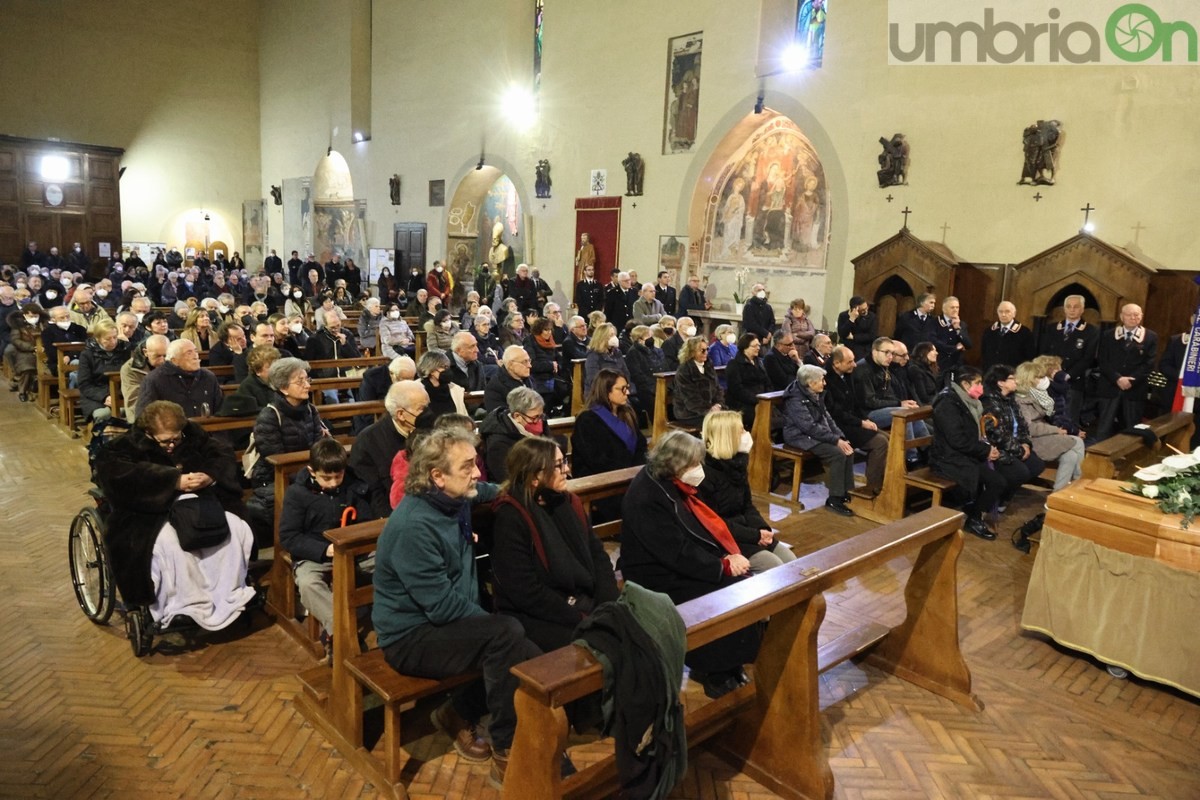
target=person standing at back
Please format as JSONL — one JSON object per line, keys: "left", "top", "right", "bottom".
{"left": 1038, "top": 294, "right": 1099, "bottom": 429}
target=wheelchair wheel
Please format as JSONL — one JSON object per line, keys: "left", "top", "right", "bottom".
{"left": 125, "top": 607, "right": 153, "bottom": 657}
{"left": 69, "top": 506, "right": 115, "bottom": 625}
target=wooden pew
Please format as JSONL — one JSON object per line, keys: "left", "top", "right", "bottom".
{"left": 745, "top": 390, "right": 815, "bottom": 505}
{"left": 570, "top": 359, "right": 585, "bottom": 416}
{"left": 293, "top": 466, "right": 643, "bottom": 798}
{"left": 502, "top": 506, "right": 979, "bottom": 800}
{"left": 854, "top": 405, "right": 951, "bottom": 524}
{"left": 1081, "top": 412, "right": 1194, "bottom": 480}
{"left": 53, "top": 342, "right": 86, "bottom": 433}
{"left": 34, "top": 339, "right": 66, "bottom": 420}
{"left": 565, "top": 465, "right": 640, "bottom": 538}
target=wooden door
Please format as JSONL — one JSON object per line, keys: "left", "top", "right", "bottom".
{"left": 393, "top": 223, "right": 426, "bottom": 274}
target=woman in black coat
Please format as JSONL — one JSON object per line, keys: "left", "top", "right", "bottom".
{"left": 980, "top": 363, "right": 1044, "bottom": 494}
{"left": 929, "top": 366, "right": 1006, "bottom": 541}
{"left": 619, "top": 430, "right": 761, "bottom": 699}
{"left": 491, "top": 437, "right": 619, "bottom": 652}
{"left": 94, "top": 400, "right": 247, "bottom": 606}
{"left": 622, "top": 326, "right": 659, "bottom": 423}
{"left": 698, "top": 411, "right": 795, "bottom": 572}
{"left": 571, "top": 369, "right": 647, "bottom": 522}
{"left": 672, "top": 336, "right": 723, "bottom": 427}
{"left": 248, "top": 357, "right": 327, "bottom": 489}
{"left": 724, "top": 333, "right": 770, "bottom": 430}
{"left": 908, "top": 342, "right": 942, "bottom": 406}
{"left": 77, "top": 318, "right": 132, "bottom": 422}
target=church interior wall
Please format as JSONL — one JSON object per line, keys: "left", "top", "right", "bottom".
{"left": 0, "top": 0, "right": 263, "bottom": 253}
{"left": 7, "top": 1, "right": 1195, "bottom": 332}
{"left": 254, "top": 0, "right": 1200, "bottom": 332}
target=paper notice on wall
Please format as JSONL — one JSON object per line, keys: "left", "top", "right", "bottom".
{"left": 98, "top": 242, "right": 111, "bottom": 258}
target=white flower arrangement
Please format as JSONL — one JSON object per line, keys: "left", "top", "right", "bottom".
{"left": 1127, "top": 446, "right": 1200, "bottom": 528}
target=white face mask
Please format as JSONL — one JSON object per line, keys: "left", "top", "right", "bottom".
{"left": 289, "top": 322, "right": 303, "bottom": 333}
{"left": 725, "top": 333, "right": 737, "bottom": 345}
{"left": 45, "top": 290, "right": 57, "bottom": 299}
{"left": 55, "top": 320, "right": 71, "bottom": 330}
{"left": 217, "top": 304, "right": 229, "bottom": 314}
{"left": 135, "top": 312, "right": 145, "bottom": 323}
{"left": 293, "top": 291, "right": 303, "bottom": 299}
{"left": 435, "top": 265, "right": 444, "bottom": 273}
{"left": 680, "top": 326, "right": 695, "bottom": 337}
{"left": 607, "top": 335, "right": 619, "bottom": 349}
{"left": 387, "top": 310, "right": 400, "bottom": 320}
{"left": 755, "top": 290, "right": 766, "bottom": 300}
{"left": 16, "top": 282, "right": 26, "bottom": 290}
{"left": 61, "top": 279, "right": 72, "bottom": 288}
{"left": 440, "top": 320, "right": 452, "bottom": 330}
{"left": 738, "top": 431, "right": 754, "bottom": 454}
{"left": 680, "top": 464, "right": 705, "bottom": 487}
{"left": 1036, "top": 377, "right": 1050, "bottom": 391}
{"left": 24, "top": 316, "right": 38, "bottom": 325}
{"left": 96, "top": 288, "right": 108, "bottom": 297}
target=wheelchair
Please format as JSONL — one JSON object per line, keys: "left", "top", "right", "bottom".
{"left": 70, "top": 490, "right": 265, "bottom": 658}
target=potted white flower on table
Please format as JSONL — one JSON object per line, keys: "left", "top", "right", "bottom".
{"left": 731, "top": 267, "right": 751, "bottom": 314}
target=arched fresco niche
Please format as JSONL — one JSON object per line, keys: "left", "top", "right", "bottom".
{"left": 691, "top": 111, "right": 831, "bottom": 307}
{"left": 445, "top": 167, "right": 526, "bottom": 306}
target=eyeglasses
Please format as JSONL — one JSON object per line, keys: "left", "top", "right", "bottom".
{"left": 612, "top": 384, "right": 630, "bottom": 394}
{"left": 153, "top": 432, "right": 183, "bottom": 448}
{"left": 552, "top": 458, "right": 571, "bottom": 474}
{"left": 877, "top": 349, "right": 896, "bottom": 357}
{"left": 516, "top": 411, "right": 544, "bottom": 424}
{"left": 289, "top": 375, "right": 312, "bottom": 386}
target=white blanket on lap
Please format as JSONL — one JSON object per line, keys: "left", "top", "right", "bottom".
{"left": 150, "top": 507, "right": 256, "bottom": 631}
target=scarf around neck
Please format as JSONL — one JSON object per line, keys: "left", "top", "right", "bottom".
{"left": 593, "top": 404, "right": 637, "bottom": 453}
{"left": 423, "top": 489, "right": 473, "bottom": 542}
{"left": 951, "top": 382, "right": 983, "bottom": 427}
{"left": 670, "top": 479, "right": 739, "bottom": 557}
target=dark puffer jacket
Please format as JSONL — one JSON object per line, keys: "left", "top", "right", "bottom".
{"left": 249, "top": 398, "right": 326, "bottom": 486}
{"left": 929, "top": 386, "right": 991, "bottom": 493}
{"left": 77, "top": 337, "right": 132, "bottom": 417}
{"left": 981, "top": 390, "right": 1033, "bottom": 464}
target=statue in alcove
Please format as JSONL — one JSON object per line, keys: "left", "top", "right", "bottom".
{"left": 389, "top": 174, "right": 402, "bottom": 205}
{"left": 535, "top": 160, "right": 552, "bottom": 199}
{"left": 1019, "top": 119, "right": 1061, "bottom": 186}
{"left": 270, "top": 185, "right": 282, "bottom": 206}
{"left": 877, "top": 134, "right": 909, "bottom": 188}
{"left": 622, "top": 152, "right": 644, "bottom": 196}
{"left": 488, "top": 222, "right": 515, "bottom": 276}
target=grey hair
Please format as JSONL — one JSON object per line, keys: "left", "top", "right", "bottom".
{"left": 416, "top": 349, "right": 450, "bottom": 378}
{"left": 405, "top": 428, "right": 479, "bottom": 496}
{"left": 384, "top": 379, "right": 428, "bottom": 416}
{"left": 796, "top": 363, "right": 826, "bottom": 387}
{"left": 451, "top": 331, "right": 476, "bottom": 353}
{"left": 165, "top": 338, "right": 193, "bottom": 361}
{"left": 648, "top": 430, "right": 706, "bottom": 480}
{"left": 506, "top": 386, "right": 544, "bottom": 416}
{"left": 388, "top": 355, "right": 417, "bottom": 380}
{"left": 267, "top": 357, "right": 311, "bottom": 390}
{"left": 567, "top": 314, "right": 585, "bottom": 329}
{"left": 543, "top": 302, "right": 560, "bottom": 316}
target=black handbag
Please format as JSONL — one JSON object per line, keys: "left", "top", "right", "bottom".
{"left": 169, "top": 494, "right": 231, "bottom": 552}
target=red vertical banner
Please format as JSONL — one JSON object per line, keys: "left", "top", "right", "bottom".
{"left": 574, "top": 196, "right": 622, "bottom": 286}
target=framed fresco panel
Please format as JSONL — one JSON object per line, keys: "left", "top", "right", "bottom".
{"left": 658, "top": 235, "right": 687, "bottom": 276}
{"left": 429, "top": 180, "right": 445, "bottom": 207}
{"left": 663, "top": 32, "right": 703, "bottom": 155}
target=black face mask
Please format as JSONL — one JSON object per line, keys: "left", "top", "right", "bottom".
{"left": 535, "top": 486, "right": 567, "bottom": 507}
{"left": 663, "top": 327, "right": 675, "bottom": 336}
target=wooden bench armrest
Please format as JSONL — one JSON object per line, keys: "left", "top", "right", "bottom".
{"left": 325, "top": 518, "right": 386, "bottom": 548}
{"left": 565, "top": 465, "right": 642, "bottom": 495}
{"left": 891, "top": 405, "right": 933, "bottom": 422}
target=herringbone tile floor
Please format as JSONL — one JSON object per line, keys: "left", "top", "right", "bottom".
{"left": 1, "top": 390, "right": 1198, "bottom": 798}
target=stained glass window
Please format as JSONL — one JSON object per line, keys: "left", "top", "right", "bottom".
{"left": 534, "top": 0, "right": 545, "bottom": 92}
{"left": 795, "top": 0, "right": 828, "bottom": 68}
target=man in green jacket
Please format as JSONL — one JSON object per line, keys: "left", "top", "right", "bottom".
{"left": 372, "top": 427, "right": 540, "bottom": 785}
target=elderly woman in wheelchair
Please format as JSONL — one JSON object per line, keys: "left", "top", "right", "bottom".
{"left": 88, "top": 400, "right": 258, "bottom": 650}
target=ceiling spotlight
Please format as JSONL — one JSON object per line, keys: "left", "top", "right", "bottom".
{"left": 1083, "top": 221, "right": 1095, "bottom": 233}
{"left": 754, "top": 94, "right": 765, "bottom": 114}
{"left": 781, "top": 42, "right": 809, "bottom": 71}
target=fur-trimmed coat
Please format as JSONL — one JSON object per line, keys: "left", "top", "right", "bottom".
{"left": 95, "top": 422, "right": 246, "bottom": 605}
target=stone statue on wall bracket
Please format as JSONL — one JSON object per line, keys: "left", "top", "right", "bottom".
{"left": 1019, "top": 119, "right": 1062, "bottom": 186}
{"left": 535, "top": 159, "right": 551, "bottom": 199}
{"left": 622, "top": 152, "right": 644, "bottom": 196}
{"left": 270, "top": 185, "right": 282, "bottom": 206}
{"left": 389, "top": 174, "right": 402, "bottom": 205}
{"left": 877, "top": 133, "right": 909, "bottom": 188}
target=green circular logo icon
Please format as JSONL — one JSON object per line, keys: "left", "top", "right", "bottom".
{"left": 1107, "top": 3, "right": 1162, "bottom": 61}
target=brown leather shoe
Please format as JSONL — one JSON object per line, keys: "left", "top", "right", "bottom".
{"left": 489, "top": 747, "right": 509, "bottom": 789}
{"left": 431, "top": 701, "right": 492, "bottom": 762}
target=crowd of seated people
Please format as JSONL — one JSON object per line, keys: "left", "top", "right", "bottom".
{"left": 10, "top": 240, "right": 1181, "bottom": 791}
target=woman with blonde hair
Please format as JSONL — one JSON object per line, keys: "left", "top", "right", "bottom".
{"left": 1013, "top": 360, "right": 1084, "bottom": 491}
{"left": 673, "top": 335, "right": 723, "bottom": 427}
{"left": 180, "top": 308, "right": 213, "bottom": 351}
{"left": 583, "top": 322, "right": 629, "bottom": 397}
{"left": 699, "top": 411, "right": 796, "bottom": 573}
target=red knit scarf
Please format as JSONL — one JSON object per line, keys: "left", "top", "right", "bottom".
{"left": 671, "top": 479, "right": 739, "bottom": 556}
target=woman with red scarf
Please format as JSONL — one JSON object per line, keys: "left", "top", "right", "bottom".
{"left": 618, "top": 430, "right": 762, "bottom": 699}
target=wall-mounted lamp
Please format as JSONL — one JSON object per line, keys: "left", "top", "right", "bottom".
{"left": 754, "top": 94, "right": 765, "bottom": 114}
{"left": 476, "top": 154, "right": 485, "bottom": 171}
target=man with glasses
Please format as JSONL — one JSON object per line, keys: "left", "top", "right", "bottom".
{"left": 852, "top": 337, "right": 928, "bottom": 462}
{"left": 135, "top": 339, "right": 223, "bottom": 419}
{"left": 483, "top": 345, "right": 535, "bottom": 412}
{"left": 350, "top": 379, "right": 430, "bottom": 517}
{"left": 678, "top": 273, "right": 710, "bottom": 317}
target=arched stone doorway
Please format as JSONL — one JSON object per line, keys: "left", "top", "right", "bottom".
{"left": 873, "top": 274, "right": 916, "bottom": 342}
{"left": 685, "top": 110, "right": 831, "bottom": 313}
{"left": 445, "top": 167, "right": 527, "bottom": 307}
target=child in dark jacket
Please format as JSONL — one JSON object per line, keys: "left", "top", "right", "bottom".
{"left": 279, "top": 438, "right": 375, "bottom": 638}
